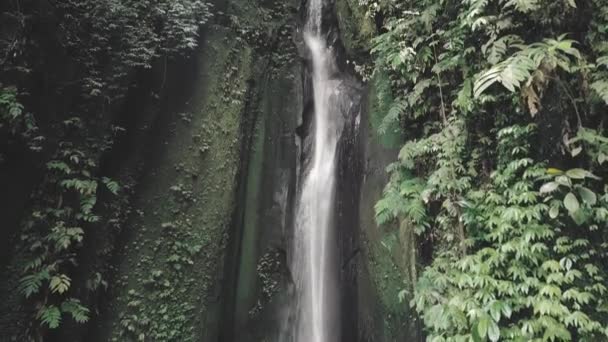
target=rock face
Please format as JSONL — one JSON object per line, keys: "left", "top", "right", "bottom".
{"left": 334, "top": 78, "right": 365, "bottom": 342}
{"left": 219, "top": 0, "right": 367, "bottom": 338}
{"left": 218, "top": 23, "right": 302, "bottom": 342}
{"left": 84, "top": 0, "right": 304, "bottom": 340}
{"left": 222, "top": 0, "right": 420, "bottom": 340}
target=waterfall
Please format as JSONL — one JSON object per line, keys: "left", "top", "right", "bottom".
{"left": 291, "top": 0, "right": 342, "bottom": 340}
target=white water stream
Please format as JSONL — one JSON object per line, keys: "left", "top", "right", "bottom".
{"left": 292, "top": 0, "right": 341, "bottom": 340}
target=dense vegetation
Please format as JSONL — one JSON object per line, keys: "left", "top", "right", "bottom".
{"left": 370, "top": 0, "right": 608, "bottom": 341}
{"left": 1, "top": 0, "right": 210, "bottom": 339}
{"left": 3, "top": 0, "right": 608, "bottom": 340}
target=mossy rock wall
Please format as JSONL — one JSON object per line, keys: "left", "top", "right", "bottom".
{"left": 221, "top": 57, "right": 301, "bottom": 342}
{"left": 87, "top": 0, "right": 300, "bottom": 339}
{"left": 222, "top": 0, "right": 419, "bottom": 340}
{"left": 320, "top": 0, "right": 418, "bottom": 337}
{"left": 91, "top": 28, "right": 252, "bottom": 342}
{"left": 335, "top": 0, "right": 376, "bottom": 55}
{"left": 356, "top": 74, "right": 421, "bottom": 341}
{"left": 326, "top": 1, "right": 420, "bottom": 338}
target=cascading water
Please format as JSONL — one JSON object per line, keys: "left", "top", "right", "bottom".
{"left": 291, "top": 0, "right": 342, "bottom": 341}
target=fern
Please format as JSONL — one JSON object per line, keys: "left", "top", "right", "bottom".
{"left": 474, "top": 53, "right": 533, "bottom": 95}
{"left": 49, "top": 274, "right": 71, "bottom": 294}
{"left": 0, "top": 87, "right": 39, "bottom": 148}
{"left": 47, "top": 161, "right": 73, "bottom": 175}
{"left": 378, "top": 98, "right": 405, "bottom": 135}
{"left": 61, "top": 298, "right": 90, "bottom": 323}
{"left": 590, "top": 80, "right": 608, "bottom": 104}
{"left": 18, "top": 270, "right": 50, "bottom": 298}
{"left": 0, "top": 87, "right": 24, "bottom": 121}
{"left": 48, "top": 224, "right": 85, "bottom": 251}
{"left": 474, "top": 36, "right": 582, "bottom": 98}
{"left": 102, "top": 177, "right": 120, "bottom": 195}
{"left": 39, "top": 305, "right": 61, "bottom": 329}
{"left": 36, "top": 299, "right": 89, "bottom": 329}
{"left": 482, "top": 35, "right": 524, "bottom": 65}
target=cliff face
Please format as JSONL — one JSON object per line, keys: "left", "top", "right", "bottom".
{"left": 87, "top": 0, "right": 302, "bottom": 340}
{"left": 356, "top": 81, "right": 421, "bottom": 342}
{"left": 220, "top": 0, "right": 420, "bottom": 339}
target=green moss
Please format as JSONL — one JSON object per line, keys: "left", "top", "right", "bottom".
{"left": 335, "top": 0, "right": 376, "bottom": 55}
{"left": 104, "top": 27, "right": 255, "bottom": 342}
{"left": 368, "top": 74, "right": 404, "bottom": 148}
{"left": 359, "top": 81, "right": 414, "bottom": 339}
{"left": 234, "top": 110, "right": 266, "bottom": 322}
{"left": 248, "top": 249, "right": 282, "bottom": 317}
{"left": 366, "top": 228, "right": 411, "bottom": 338}
{"left": 94, "top": 0, "right": 302, "bottom": 337}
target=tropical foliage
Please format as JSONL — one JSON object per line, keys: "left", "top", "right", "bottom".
{"left": 0, "top": 0, "right": 211, "bottom": 338}
{"left": 370, "top": 0, "right": 608, "bottom": 340}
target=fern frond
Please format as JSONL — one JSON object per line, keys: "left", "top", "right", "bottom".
{"left": 102, "top": 177, "right": 120, "bottom": 195}
{"left": 39, "top": 305, "right": 61, "bottom": 329}
{"left": 379, "top": 98, "right": 406, "bottom": 135}
{"left": 590, "top": 80, "right": 608, "bottom": 104}
{"left": 19, "top": 269, "right": 50, "bottom": 298}
{"left": 474, "top": 54, "right": 534, "bottom": 96}
{"left": 475, "top": 36, "right": 582, "bottom": 97}
{"left": 61, "top": 298, "right": 90, "bottom": 323}
{"left": 482, "top": 35, "right": 523, "bottom": 65}
{"left": 374, "top": 71, "right": 393, "bottom": 112}
{"left": 49, "top": 274, "right": 71, "bottom": 294}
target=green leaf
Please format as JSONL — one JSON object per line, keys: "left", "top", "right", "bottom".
{"left": 564, "top": 192, "right": 579, "bottom": 213}
{"left": 571, "top": 208, "right": 589, "bottom": 225}
{"left": 49, "top": 274, "right": 71, "bottom": 294}
{"left": 540, "top": 182, "right": 559, "bottom": 194}
{"left": 472, "top": 323, "right": 483, "bottom": 342}
{"left": 547, "top": 168, "right": 564, "bottom": 175}
{"left": 477, "top": 316, "right": 490, "bottom": 339}
{"left": 549, "top": 206, "right": 559, "bottom": 218}
{"left": 555, "top": 175, "right": 572, "bottom": 187}
{"left": 490, "top": 302, "right": 502, "bottom": 321}
{"left": 591, "top": 80, "right": 608, "bottom": 104}
{"left": 398, "top": 289, "right": 407, "bottom": 303}
{"left": 19, "top": 270, "right": 50, "bottom": 298}
{"left": 566, "top": 168, "right": 587, "bottom": 179}
{"left": 488, "top": 321, "right": 500, "bottom": 342}
{"left": 39, "top": 305, "right": 61, "bottom": 329}
{"left": 501, "top": 303, "right": 512, "bottom": 319}
{"left": 61, "top": 299, "right": 90, "bottom": 323}
{"left": 102, "top": 177, "right": 120, "bottom": 195}
{"left": 571, "top": 146, "right": 582, "bottom": 157}
{"left": 586, "top": 171, "right": 601, "bottom": 180}
{"left": 577, "top": 187, "right": 597, "bottom": 205}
